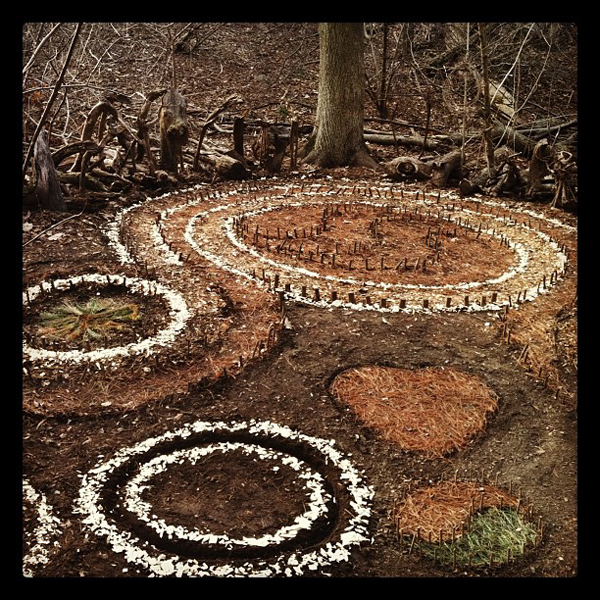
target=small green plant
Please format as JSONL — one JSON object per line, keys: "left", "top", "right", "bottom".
{"left": 38, "top": 297, "right": 139, "bottom": 342}
{"left": 416, "top": 507, "right": 539, "bottom": 569}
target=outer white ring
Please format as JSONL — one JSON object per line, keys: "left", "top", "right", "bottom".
{"left": 23, "top": 479, "right": 62, "bottom": 577}
{"left": 105, "top": 182, "right": 572, "bottom": 313}
{"left": 180, "top": 187, "right": 569, "bottom": 313}
{"left": 75, "top": 419, "right": 374, "bottom": 577}
{"left": 23, "top": 273, "right": 191, "bottom": 366}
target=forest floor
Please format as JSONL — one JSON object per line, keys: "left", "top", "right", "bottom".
{"left": 20, "top": 23, "right": 578, "bottom": 581}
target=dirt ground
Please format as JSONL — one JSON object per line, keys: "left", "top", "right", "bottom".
{"left": 20, "top": 23, "right": 578, "bottom": 580}
{"left": 21, "top": 174, "right": 578, "bottom": 580}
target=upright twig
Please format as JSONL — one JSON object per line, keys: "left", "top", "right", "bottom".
{"left": 460, "top": 23, "right": 471, "bottom": 172}
{"left": 478, "top": 23, "right": 495, "bottom": 177}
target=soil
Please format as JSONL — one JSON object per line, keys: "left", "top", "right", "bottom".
{"left": 20, "top": 23, "right": 578, "bottom": 581}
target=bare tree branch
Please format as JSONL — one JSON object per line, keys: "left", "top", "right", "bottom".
{"left": 22, "top": 23, "right": 83, "bottom": 178}
{"left": 22, "top": 23, "right": 63, "bottom": 78}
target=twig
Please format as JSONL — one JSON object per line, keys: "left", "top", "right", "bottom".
{"left": 23, "top": 196, "right": 89, "bottom": 248}
{"left": 22, "top": 22, "right": 63, "bottom": 78}
{"left": 22, "top": 23, "right": 83, "bottom": 178}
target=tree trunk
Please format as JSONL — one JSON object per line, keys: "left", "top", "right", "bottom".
{"left": 302, "top": 23, "right": 378, "bottom": 169}
{"left": 33, "top": 130, "right": 66, "bottom": 211}
{"left": 159, "top": 89, "right": 189, "bottom": 174}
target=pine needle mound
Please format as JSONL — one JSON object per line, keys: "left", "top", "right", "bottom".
{"left": 395, "top": 481, "right": 539, "bottom": 568}
{"left": 395, "top": 481, "right": 518, "bottom": 543}
{"left": 330, "top": 366, "right": 498, "bottom": 456}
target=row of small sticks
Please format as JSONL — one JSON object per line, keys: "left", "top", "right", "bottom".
{"left": 250, "top": 266, "right": 565, "bottom": 312}
{"left": 394, "top": 475, "right": 544, "bottom": 567}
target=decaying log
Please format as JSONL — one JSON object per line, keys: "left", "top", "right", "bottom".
{"left": 159, "top": 89, "right": 189, "bottom": 174}
{"left": 515, "top": 117, "right": 577, "bottom": 140}
{"left": 430, "top": 150, "right": 462, "bottom": 186}
{"left": 363, "top": 130, "right": 445, "bottom": 151}
{"left": 385, "top": 149, "right": 461, "bottom": 187}
{"left": 252, "top": 124, "right": 288, "bottom": 173}
{"left": 58, "top": 171, "right": 110, "bottom": 193}
{"left": 550, "top": 150, "right": 577, "bottom": 207}
{"left": 460, "top": 147, "right": 524, "bottom": 196}
{"left": 384, "top": 156, "right": 433, "bottom": 180}
{"left": 33, "top": 130, "right": 66, "bottom": 211}
{"left": 195, "top": 149, "right": 248, "bottom": 179}
{"left": 525, "top": 139, "right": 577, "bottom": 206}
{"left": 526, "top": 139, "right": 554, "bottom": 197}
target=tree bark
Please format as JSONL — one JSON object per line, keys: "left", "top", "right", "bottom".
{"left": 302, "top": 23, "right": 378, "bottom": 169}
{"left": 159, "top": 89, "right": 189, "bottom": 174}
{"left": 33, "top": 130, "right": 67, "bottom": 211}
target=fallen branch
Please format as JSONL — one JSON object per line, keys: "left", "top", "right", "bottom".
{"left": 52, "top": 140, "right": 101, "bottom": 168}
{"left": 193, "top": 94, "right": 243, "bottom": 171}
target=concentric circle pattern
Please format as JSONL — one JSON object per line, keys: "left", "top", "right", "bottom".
{"left": 124, "top": 181, "right": 570, "bottom": 313}
{"left": 75, "top": 419, "right": 374, "bottom": 577}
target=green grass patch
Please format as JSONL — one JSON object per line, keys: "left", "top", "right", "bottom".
{"left": 416, "top": 507, "right": 538, "bottom": 568}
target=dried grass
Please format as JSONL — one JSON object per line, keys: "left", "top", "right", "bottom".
{"left": 394, "top": 481, "right": 520, "bottom": 544}
{"left": 330, "top": 366, "right": 498, "bottom": 457}
{"left": 501, "top": 224, "right": 577, "bottom": 407}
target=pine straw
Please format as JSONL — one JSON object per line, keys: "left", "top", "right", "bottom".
{"left": 330, "top": 366, "right": 498, "bottom": 457}
{"left": 502, "top": 226, "right": 577, "bottom": 408}
{"left": 246, "top": 203, "right": 515, "bottom": 288}
{"left": 23, "top": 291, "right": 282, "bottom": 418}
{"left": 394, "top": 481, "right": 520, "bottom": 544}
